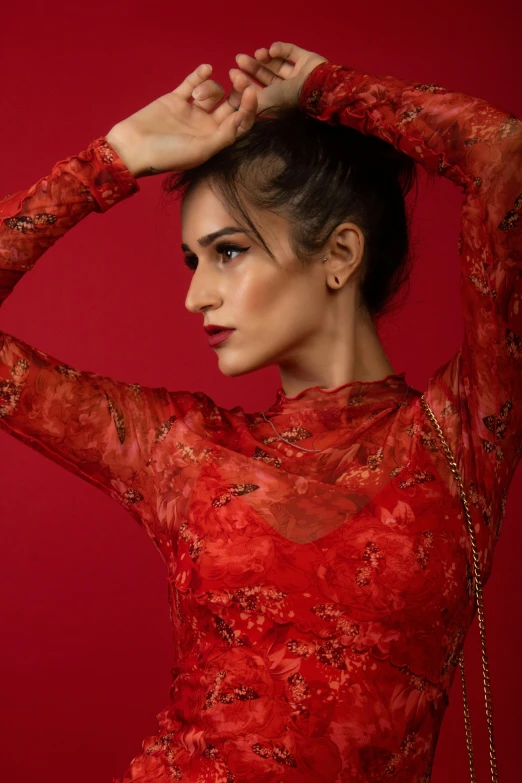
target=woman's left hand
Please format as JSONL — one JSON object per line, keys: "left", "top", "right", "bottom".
{"left": 229, "top": 41, "right": 328, "bottom": 114}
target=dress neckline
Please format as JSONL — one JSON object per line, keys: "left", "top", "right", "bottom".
{"left": 266, "top": 370, "right": 409, "bottom": 412}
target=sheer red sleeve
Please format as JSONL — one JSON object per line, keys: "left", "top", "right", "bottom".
{"left": 0, "top": 139, "right": 201, "bottom": 540}
{"left": 300, "top": 62, "right": 522, "bottom": 559}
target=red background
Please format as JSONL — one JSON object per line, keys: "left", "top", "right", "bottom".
{"left": 0, "top": 0, "right": 520, "bottom": 780}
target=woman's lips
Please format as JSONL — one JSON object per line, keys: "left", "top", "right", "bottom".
{"left": 207, "top": 329, "right": 235, "bottom": 347}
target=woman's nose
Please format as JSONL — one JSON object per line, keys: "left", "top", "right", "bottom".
{"left": 184, "top": 272, "right": 222, "bottom": 314}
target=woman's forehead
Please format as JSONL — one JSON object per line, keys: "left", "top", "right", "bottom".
{"left": 181, "top": 181, "right": 225, "bottom": 215}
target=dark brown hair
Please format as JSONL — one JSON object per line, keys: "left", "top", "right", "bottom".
{"left": 162, "top": 105, "right": 419, "bottom": 322}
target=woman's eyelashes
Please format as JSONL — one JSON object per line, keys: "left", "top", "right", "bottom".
{"left": 216, "top": 242, "right": 250, "bottom": 262}
{"left": 184, "top": 243, "right": 250, "bottom": 270}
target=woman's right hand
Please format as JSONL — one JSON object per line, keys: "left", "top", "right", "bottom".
{"left": 105, "top": 63, "right": 257, "bottom": 178}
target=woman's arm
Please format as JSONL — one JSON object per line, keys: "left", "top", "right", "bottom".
{"left": 0, "top": 139, "right": 197, "bottom": 530}
{"left": 0, "top": 65, "right": 258, "bottom": 538}
{"left": 233, "top": 44, "right": 521, "bottom": 569}
{"left": 299, "top": 61, "right": 522, "bottom": 565}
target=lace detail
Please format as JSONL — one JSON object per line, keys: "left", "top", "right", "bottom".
{"left": 274, "top": 370, "right": 407, "bottom": 403}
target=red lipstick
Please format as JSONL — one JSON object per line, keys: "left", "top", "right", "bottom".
{"left": 204, "top": 324, "right": 236, "bottom": 347}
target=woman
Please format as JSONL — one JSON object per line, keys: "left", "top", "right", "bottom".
{"left": 1, "top": 41, "right": 520, "bottom": 782}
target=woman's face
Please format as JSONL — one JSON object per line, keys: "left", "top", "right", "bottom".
{"left": 180, "top": 181, "right": 363, "bottom": 380}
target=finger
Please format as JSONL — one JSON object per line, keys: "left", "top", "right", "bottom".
{"left": 234, "top": 85, "right": 258, "bottom": 134}
{"left": 211, "top": 69, "right": 257, "bottom": 123}
{"left": 173, "top": 63, "right": 212, "bottom": 101}
{"left": 202, "top": 110, "right": 246, "bottom": 155}
{"left": 268, "top": 41, "right": 309, "bottom": 64}
{"left": 191, "top": 79, "right": 225, "bottom": 111}
{"left": 193, "top": 91, "right": 256, "bottom": 160}
{"left": 235, "top": 53, "right": 284, "bottom": 86}
{"left": 253, "top": 47, "right": 294, "bottom": 78}
{"left": 230, "top": 68, "right": 262, "bottom": 96}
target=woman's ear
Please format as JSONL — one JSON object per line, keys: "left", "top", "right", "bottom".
{"left": 323, "top": 222, "right": 365, "bottom": 289}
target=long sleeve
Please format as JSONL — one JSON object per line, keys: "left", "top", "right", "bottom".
{"left": 0, "top": 139, "right": 202, "bottom": 541}
{"left": 300, "top": 63, "right": 522, "bottom": 567}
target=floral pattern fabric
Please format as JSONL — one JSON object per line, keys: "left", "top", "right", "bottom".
{"left": 1, "top": 62, "right": 521, "bottom": 783}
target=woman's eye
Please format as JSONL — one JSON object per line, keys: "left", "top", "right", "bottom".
{"left": 183, "top": 243, "right": 249, "bottom": 271}
{"left": 216, "top": 243, "right": 249, "bottom": 262}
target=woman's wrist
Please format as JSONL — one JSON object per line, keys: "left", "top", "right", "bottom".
{"left": 105, "top": 124, "right": 143, "bottom": 178}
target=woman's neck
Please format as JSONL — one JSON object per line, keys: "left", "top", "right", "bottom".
{"left": 278, "top": 307, "right": 395, "bottom": 398}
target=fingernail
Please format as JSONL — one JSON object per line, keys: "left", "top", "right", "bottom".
{"left": 192, "top": 88, "right": 203, "bottom": 99}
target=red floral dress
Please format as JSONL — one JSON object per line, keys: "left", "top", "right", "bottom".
{"left": 1, "top": 62, "right": 521, "bottom": 783}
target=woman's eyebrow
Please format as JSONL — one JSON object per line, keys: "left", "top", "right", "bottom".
{"left": 181, "top": 226, "right": 247, "bottom": 252}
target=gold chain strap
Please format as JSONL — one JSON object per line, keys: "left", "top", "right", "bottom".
{"left": 420, "top": 394, "right": 499, "bottom": 782}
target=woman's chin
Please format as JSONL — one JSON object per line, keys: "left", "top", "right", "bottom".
{"left": 216, "top": 352, "right": 267, "bottom": 379}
